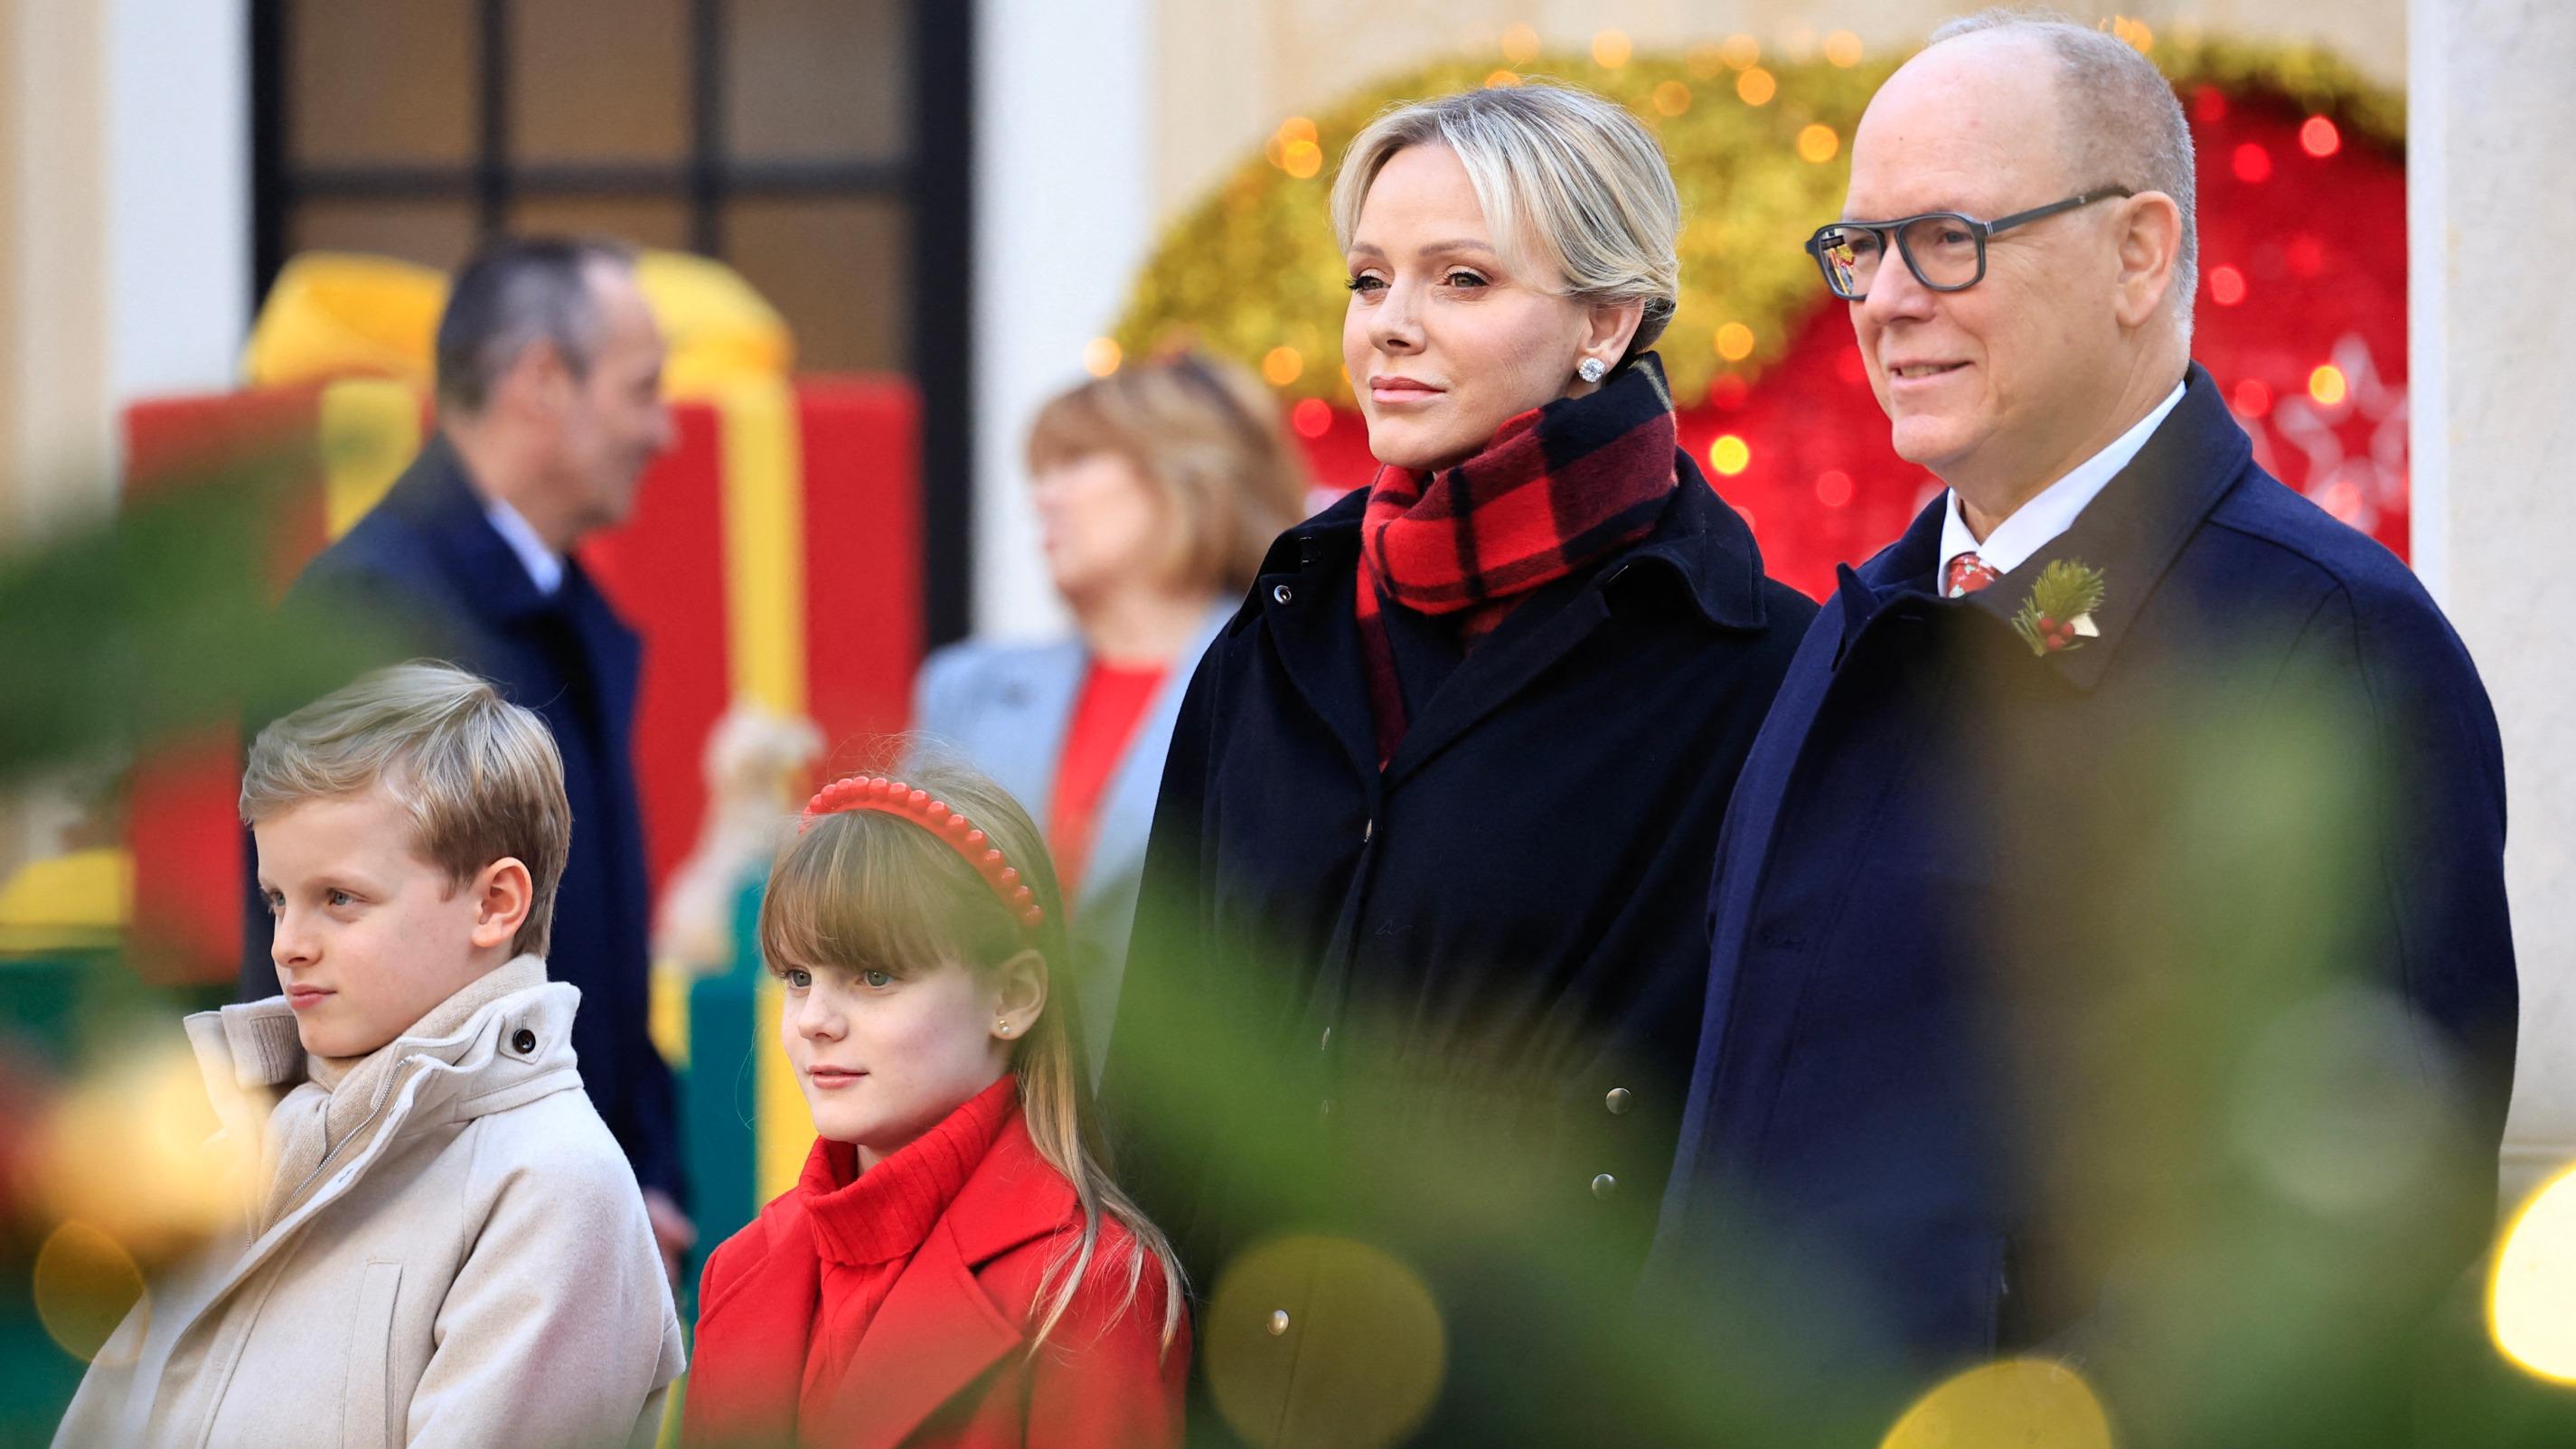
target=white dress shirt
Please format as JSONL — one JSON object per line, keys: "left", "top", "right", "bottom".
{"left": 1938, "top": 381, "right": 2186, "bottom": 596}
{"left": 483, "top": 496, "right": 565, "bottom": 597}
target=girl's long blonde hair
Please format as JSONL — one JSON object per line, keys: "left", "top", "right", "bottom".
{"left": 757, "top": 756, "right": 1187, "bottom": 1354}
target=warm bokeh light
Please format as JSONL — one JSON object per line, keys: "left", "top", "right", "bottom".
{"left": 2300, "top": 114, "right": 2343, "bottom": 157}
{"left": 33, "top": 1221, "right": 146, "bottom": 1366}
{"left": 1815, "top": 469, "right": 1854, "bottom": 508}
{"left": 1823, "top": 30, "right": 1865, "bottom": 67}
{"left": 1291, "top": 397, "right": 1333, "bottom": 439}
{"left": 1881, "top": 1359, "right": 2113, "bottom": 1449}
{"left": 1282, "top": 139, "right": 1323, "bottom": 179}
{"left": 2208, "top": 265, "right": 2247, "bottom": 306}
{"left": 1736, "top": 67, "right": 1777, "bottom": 107}
{"left": 1278, "top": 116, "right": 1317, "bottom": 145}
{"left": 1592, "top": 30, "right": 1632, "bottom": 68}
{"left": 2308, "top": 363, "right": 2348, "bottom": 407}
{"left": 2233, "top": 142, "right": 2273, "bottom": 183}
{"left": 1718, "top": 34, "right": 1761, "bottom": 71}
{"left": 1710, "top": 435, "right": 1752, "bottom": 475}
{"left": 1500, "top": 23, "right": 1540, "bottom": 65}
{"left": 2491, "top": 1162, "right": 2576, "bottom": 1382}
{"left": 1715, "top": 323, "right": 1756, "bottom": 362}
{"left": 2232, "top": 378, "right": 2273, "bottom": 418}
{"left": 1207, "top": 1237, "right": 1446, "bottom": 1449}
{"left": 2111, "top": 15, "right": 2156, "bottom": 53}
{"left": 1083, "top": 336, "right": 1122, "bottom": 376}
{"left": 1262, "top": 346, "right": 1303, "bottom": 387}
{"left": 1796, "top": 124, "right": 1840, "bottom": 164}
{"left": 1484, "top": 69, "right": 1522, "bottom": 89}
{"left": 32, "top": 1040, "right": 254, "bottom": 1258}
{"left": 1652, "top": 81, "right": 1693, "bottom": 117}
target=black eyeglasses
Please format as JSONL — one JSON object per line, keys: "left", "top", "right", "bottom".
{"left": 1804, "top": 187, "right": 2135, "bottom": 300}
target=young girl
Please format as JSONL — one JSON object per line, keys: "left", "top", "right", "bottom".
{"left": 682, "top": 763, "right": 1189, "bottom": 1449}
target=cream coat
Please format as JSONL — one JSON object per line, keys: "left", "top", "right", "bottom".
{"left": 53, "top": 957, "right": 683, "bottom": 1448}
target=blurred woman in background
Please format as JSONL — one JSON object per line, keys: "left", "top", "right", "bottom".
{"left": 912, "top": 354, "right": 1309, "bottom": 1082}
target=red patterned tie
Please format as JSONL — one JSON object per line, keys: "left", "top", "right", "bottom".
{"left": 1944, "top": 551, "right": 2000, "bottom": 597}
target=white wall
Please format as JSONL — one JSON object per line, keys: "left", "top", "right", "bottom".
{"left": 969, "top": 0, "right": 1154, "bottom": 640}
{"left": 107, "top": 0, "right": 249, "bottom": 400}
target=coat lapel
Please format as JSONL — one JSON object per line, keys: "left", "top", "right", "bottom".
{"left": 1257, "top": 496, "right": 1385, "bottom": 789}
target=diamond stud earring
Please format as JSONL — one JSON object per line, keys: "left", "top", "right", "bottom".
{"left": 1577, "top": 358, "right": 1608, "bottom": 383}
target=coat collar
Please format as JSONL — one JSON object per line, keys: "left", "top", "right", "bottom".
{"left": 378, "top": 436, "right": 630, "bottom": 635}
{"left": 1838, "top": 362, "right": 2248, "bottom": 692}
{"left": 1255, "top": 460, "right": 1778, "bottom": 787}
{"left": 798, "top": 1075, "right": 1017, "bottom": 1266}
{"left": 825, "top": 1110, "right": 1078, "bottom": 1449}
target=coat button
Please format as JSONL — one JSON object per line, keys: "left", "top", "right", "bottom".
{"left": 1362, "top": 818, "right": 1373, "bottom": 842}
{"left": 1320, "top": 1026, "right": 1331, "bottom": 1051}
{"left": 511, "top": 1028, "right": 537, "bottom": 1054}
{"left": 1272, "top": 583, "right": 1294, "bottom": 605}
{"left": 1604, "top": 1087, "right": 1632, "bottom": 1115}
{"left": 1268, "top": 1309, "right": 1292, "bottom": 1336}
{"left": 1591, "top": 1173, "right": 1617, "bottom": 1200}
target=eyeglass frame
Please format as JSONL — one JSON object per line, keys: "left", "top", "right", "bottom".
{"left": 1803, "top": 186, "right": 2137, "bottom": 300}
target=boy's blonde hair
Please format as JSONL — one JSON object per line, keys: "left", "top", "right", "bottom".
{"left": 241, "top": 662, "right": 571, "bottom": 958}
{"left": 760, "top": 755, "right": 1188, "bottom": 1355}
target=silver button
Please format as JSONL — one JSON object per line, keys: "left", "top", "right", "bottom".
{"left": 1268, "top": 1309, "right": 1291, "bottom": 1336}
{"left": 1604, "top": 1087, "right": 1632, "bottom": 1115}
{"left": 1272, "top": 583, "right": 1294, "bottom": 605}
{"left": 1591, "top": 1173, "right": 1617, "bottom": 1200}
{"left": 1362, "top": 818, "right": 1373, "bottom": 842}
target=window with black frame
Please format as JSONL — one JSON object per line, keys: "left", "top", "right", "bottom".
{"left": 251, "top": 0, "right": 976, "bottom": 640}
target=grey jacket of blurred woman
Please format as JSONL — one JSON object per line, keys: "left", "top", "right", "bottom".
{"left": 910, "top": 602, "right": 1230, "bottom": 1082}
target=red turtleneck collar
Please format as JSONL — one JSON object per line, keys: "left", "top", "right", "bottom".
{"left": 798, "top": 1075, "right": 1020, "bottom": 1267}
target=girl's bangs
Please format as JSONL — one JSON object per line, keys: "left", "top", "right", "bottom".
{"left": 758, "top": 814, "right": 997, "bottom": 976}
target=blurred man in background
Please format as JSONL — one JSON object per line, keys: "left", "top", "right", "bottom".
{"left": 240, "top": 237, "right": 692, "bottom": 1278}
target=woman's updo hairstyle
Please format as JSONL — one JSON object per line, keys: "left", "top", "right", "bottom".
{"left": 1330, "top": 82, "right": 1684, "bottom": 365}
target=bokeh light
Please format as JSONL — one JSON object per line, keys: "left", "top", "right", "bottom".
{"left": 1717, "top": 33, "right": 1761, "bottom": 71}
{"left": 1484, "top": 69, "right": 1521, "bottom": 89}
{"left": 33, "top": 1221, "right": 147, "bottom": 1366}
{"left": 2208, "top": 265, "right": 2247, "bottom": 306}
{"left": 1710, "top": 435, "right": 1752, "bottom": 475}
{"left": 2233, "top": 142, "right": 2273, "bottom": 183}
{"left": 2300, "top": 114, "right": 2343, "bottom": 158}
{"left": 1715, "top": 322, "right": 1756, "bottom": 362}
{"left": 1263, "top": 345, "right": 1303, "bottom": 387}
{"left": 1815, "top": 470, "right": 1854, "bottom": 508}
{"left": 1881, "top": 1359, "right": 2113, "bottom": 1449}
{"left": 1082, "top": 336, "right": 1122, "bottom": 376}
{"left": 2308, "top": 363, "right": 2348, "bottom": 407}
{"left": 1797, "top": 124, "right": 1840, "bottom": 164}
{"left": 1592, "top": 30, "right": 1632, "bottom": 68}
{"left": 1207, "top": 1236, "right": 1446, "bottom": 1449}
{"left": 1736, "top": 67, "right": 1777, "bottom": 106}
{"left": 1500, "top": 23, "right": 1540, "bottom": 65}
{"left": 1292, "top": 397, "right": 1333, "bottom": 439}
{"left": 1823, "top": 31, "right": 1865, "bottom": 68}
{"left": 2232, "top": 378, "right": 2274, "bottom": 418}
{"left": 2492, "top": 1161, "right": 2576, "bottom": 1383}
{"left": 1652, "top": 81, "right": 1692, "bottom": 117}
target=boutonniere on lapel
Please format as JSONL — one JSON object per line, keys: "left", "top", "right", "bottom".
{"left": 2010, "top": 560, "right": 2107, "bottom": 656}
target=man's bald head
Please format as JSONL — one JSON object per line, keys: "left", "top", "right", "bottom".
{"left": 1923, "top": 10, "right": 2197, "bottom": 335}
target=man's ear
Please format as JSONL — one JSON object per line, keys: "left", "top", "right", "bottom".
{"left": 2112, "top": 191, "right": 2186, "bottom": 329}
{"left": 993, "top": 948, "right": 1049, "bottom": 1038}
{"left": 467, "top": 857, "right": 535, "bottom": 952}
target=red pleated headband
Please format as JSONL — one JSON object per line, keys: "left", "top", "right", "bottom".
{"left": 798, "top": 775, "right": 1045, "bottom": 930}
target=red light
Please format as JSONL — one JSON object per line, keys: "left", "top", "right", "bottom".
{"left": 1291, "top": 398, "right": 1333, "bottom": 438}
{"left": 2232, "top": 379, "right": 2272, "bottom": 419}
{"left": 1815, "top": 470, "right": 1854, "bottom": 508}
{"left": 2232, "top": 143, "right": 2271, "bottom": 183}
{"left": 1707, "top": 373, "right": 1749, "bottom": 409}
{"left": 2299, "top": 116, "right": 2341, "bottom": 158}
{"left": 2191, "top": 85, "right": 2227, "bottom": 125}
{"left": 2207, "top": 266, "right": 2246, "bottom": 306}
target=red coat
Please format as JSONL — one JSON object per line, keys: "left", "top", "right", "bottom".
{"left": 682, "top": 1111, "right": 1188, "bottom": 1449}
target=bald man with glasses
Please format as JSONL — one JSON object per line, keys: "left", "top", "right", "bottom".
{"left": 1643, "top": 14, "right": 2515, "bottom": 1440}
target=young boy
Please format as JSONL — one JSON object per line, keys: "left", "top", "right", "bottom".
{"left": 54, "top": 663, "right": 683, "bottom": 1449}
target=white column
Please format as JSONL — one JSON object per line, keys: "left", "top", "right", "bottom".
{"left": 970, "top": 0, "right": 1153, "bottom": 641}
{"left": 2410, "top": 0, "right": 2576, "bottom": 1209}
{"left": 106, "top": 0, "right": 250, "bottom": 400}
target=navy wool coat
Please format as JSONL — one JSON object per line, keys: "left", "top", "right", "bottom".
{"left": 1105, "top": 466, "right": 1814, "bottom": 1444}
{"left": 1648, "top": 367, "right": 2516, "bottom": 1428}
{"left": 240, "top": 438, "right": 682, "bottom": 1202}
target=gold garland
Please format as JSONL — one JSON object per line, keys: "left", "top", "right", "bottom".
{"left": 1111, "top": 30, "right": 2402, "bottom": 407}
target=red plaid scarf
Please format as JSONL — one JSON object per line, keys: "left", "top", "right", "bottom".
{"left": 1356, "top": 353, "right": 1678, "bottom": 767}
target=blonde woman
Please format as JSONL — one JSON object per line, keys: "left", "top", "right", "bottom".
{"left": 912, "top": 353, "right": 1308, "bottom": 1079}
{"left": 1103, "top": 84, "right": 1818, "bottom": 1442}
